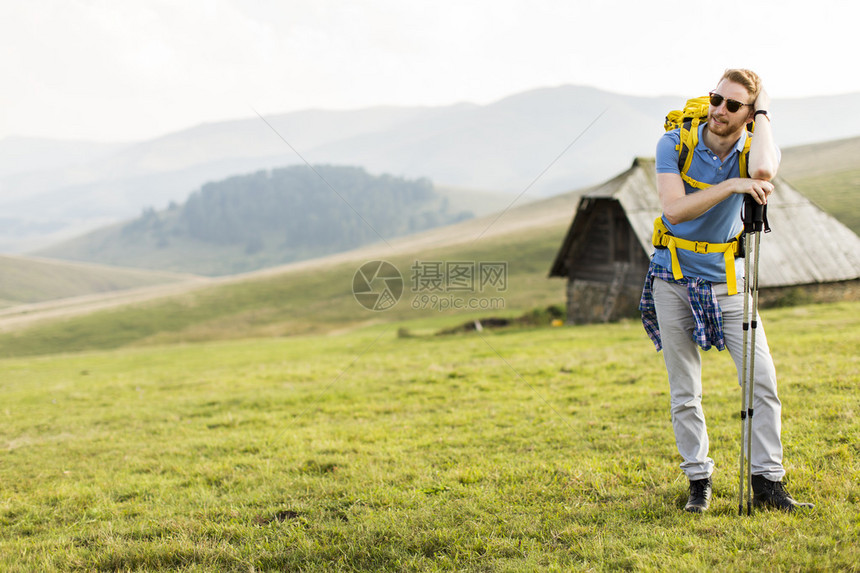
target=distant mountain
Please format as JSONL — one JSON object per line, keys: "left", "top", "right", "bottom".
{"left": 36, "top": 165, "right": 472, "bottom": 276}
{"left": 3, "top": 85, "right": 860, "bottom": 253}
{"left": 0, "top": 136, "right": 131, "bottom": 180}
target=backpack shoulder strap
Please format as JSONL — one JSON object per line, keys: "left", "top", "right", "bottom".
{"left": 677, "top": 119, "right": 713, "bottom": 189}
{"left": 677, "top": 118, "right": 700, "bottom": 177}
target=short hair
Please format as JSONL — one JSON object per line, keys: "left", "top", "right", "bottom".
{"left": 719, "top": 69, "right": 761, "bottom": 100}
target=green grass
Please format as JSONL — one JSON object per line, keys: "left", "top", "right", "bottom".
{"left": 2, "top": 301, "right": 858, "bottom": 571}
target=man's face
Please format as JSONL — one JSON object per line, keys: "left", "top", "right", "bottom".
{"left": 708, "top": 79, "right": 754, "bottom": 137}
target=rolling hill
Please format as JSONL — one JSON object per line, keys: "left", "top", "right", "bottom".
{"left": 0, "top": 254, "right": 200, "bottom": 310}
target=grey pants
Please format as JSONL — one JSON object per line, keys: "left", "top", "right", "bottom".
{"left": 653, "top": 277, "right": 785, "bottom": 482}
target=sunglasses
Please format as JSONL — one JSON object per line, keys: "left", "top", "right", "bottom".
{"left": 709, "top": 92, "right": 753, "bottom": 113}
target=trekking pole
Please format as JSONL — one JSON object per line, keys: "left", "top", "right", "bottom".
{"left": 737, "top": 226, "right": 752, "bottom": 516}
{"left": 738, "top": 194, "right": 767, "bottom": 516}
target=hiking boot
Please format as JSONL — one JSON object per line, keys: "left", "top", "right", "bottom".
{"left": 684, "top": 477, "right": 712, "bottom": 513}
{"left": 751, "top": 475, "right": 814, "bottom": 512}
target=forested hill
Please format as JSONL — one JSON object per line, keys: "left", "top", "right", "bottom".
{"left": 38, "top": 165, "right": 472, "bottom": 276}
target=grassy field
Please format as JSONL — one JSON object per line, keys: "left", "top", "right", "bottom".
{"left": 1, "top": 301, "right": 857, "bottom": 571}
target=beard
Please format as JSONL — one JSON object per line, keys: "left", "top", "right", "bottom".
{"left": 707, "top": 111, "right": 748, "bottom": 137}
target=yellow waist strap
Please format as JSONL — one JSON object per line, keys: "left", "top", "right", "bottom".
{"left": 652, "top": 217, "right": 742, "bottom": 295}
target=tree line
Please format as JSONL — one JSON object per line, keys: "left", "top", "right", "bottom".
{"left": 123, "top": 164, "right": 472, "bottom": 257}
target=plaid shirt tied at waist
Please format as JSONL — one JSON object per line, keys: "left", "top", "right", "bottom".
{"left": 639, "top": 261, "right": 727, "bottom": 352}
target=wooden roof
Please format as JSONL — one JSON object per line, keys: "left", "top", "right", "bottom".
{"left": 550, "top": 158, "right": 860, "bottom": 287}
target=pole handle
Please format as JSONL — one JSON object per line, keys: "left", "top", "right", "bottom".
{"left": 743, "top": 194, "right": 766, "bottom": 233}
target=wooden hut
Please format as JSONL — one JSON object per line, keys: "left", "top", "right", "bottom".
{"left": 549, "top": 157, "right": 860, "bottom": 324}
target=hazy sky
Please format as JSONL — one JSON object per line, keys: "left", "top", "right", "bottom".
{"left": 2, "top": 0, "right": 857, "bottom": 142}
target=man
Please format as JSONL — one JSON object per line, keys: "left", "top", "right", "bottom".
{"left": 639, "top": 69, "right": 813, "bottom": 513}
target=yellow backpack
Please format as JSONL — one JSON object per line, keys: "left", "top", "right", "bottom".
{"left": 664, "top": 96, "right": 753, "bottom": 189}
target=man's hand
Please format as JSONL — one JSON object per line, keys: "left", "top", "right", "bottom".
{"left": 734, "top": 178, "right": 774, "bottom": 205}
{"left": 755, "top": 87, "right": 770, "bottom": 112}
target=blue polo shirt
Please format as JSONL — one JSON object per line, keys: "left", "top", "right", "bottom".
{"left": 653, "top": 125, "right": 748, "bottom": 283}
